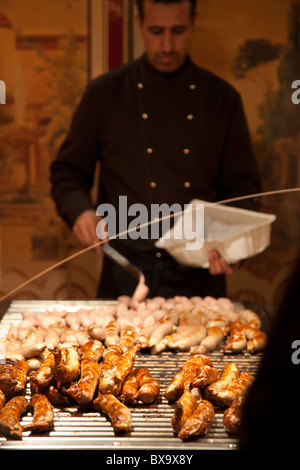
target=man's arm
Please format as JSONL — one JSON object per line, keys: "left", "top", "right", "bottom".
{"left": 72, "top": 209, "right": 102, "bottom": 254}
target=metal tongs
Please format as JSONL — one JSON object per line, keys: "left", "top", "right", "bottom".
{"left": 101, "top": 244, "right": 142, "bottom": 281}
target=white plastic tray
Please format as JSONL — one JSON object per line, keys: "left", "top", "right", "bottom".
{"left": 155, "top": 199, "right": 276, "bottom": 268}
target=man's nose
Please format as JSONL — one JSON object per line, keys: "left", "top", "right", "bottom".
{"left": 162, "top": 31, "right": 174, "bottom": 52}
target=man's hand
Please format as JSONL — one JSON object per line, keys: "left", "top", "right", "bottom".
{"left": 208, "top": 250, "right": 241, "bottom": 276}
{"left": 73, "top": 209, "right": 103, "bottom": 254}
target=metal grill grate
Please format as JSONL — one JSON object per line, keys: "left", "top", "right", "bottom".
{"left": 0, "top": 300, "right": 263, "bottom": 450}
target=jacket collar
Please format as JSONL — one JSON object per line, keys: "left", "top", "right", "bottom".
{"left": 140, "top": 53, "right": 193, "bottom": 79}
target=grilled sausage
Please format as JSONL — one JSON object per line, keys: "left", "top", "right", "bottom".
{"left": 3, "top": 338, "right": 24, "bottom": 363}
{"left": 191, "top": 365, "right": 220, "bottom": 389}
{"left": 119, "top": 371, "right": 139, "bottom": 405}
{"left": 111, "top": 342, "right": 142, "bottom": 393}
{"left": 88, "top": 325, "right": 106, "bottom": 342}
{"left": 164, "top": 366, "right": 185, "bottom": 402}
{"left": 99, "top": 342, "right": 141, "bottom": 395}
{"left": 30, "top": 352, "right": 55, "bottom": 389}
{"left": 104, "top": 321, "right": 120, "bottom": 347}
{"left": 244, "top": 326, "right": 267, "bottom": 353}
{"left": 0, "top": 363, "right": 17, "bottom": 396}
{"left": 135, "top": 368, "right": 160, "bottom": 404}
{"left": 75, "top": 329, "right": 90, "bottom": 347}
{"left": 41, "top": 384, "right": 70, "bottom": 406}
{"left": 167, "top": 324, "right": 207, "bottom": 351}
{"left": 26, "top": 357, "right": 43, "bottom": 372}
{"left": 102, "top": 344, "right": 123, "bottom": 365}
{"left": 0, "top": 389, "right": 6, "bottom": 411}
{"left": 204, "top": 316, "right": 229, "bottom": 330}
{"left": 52, "top": 346, "right": 80, "bottom": 387}
{"left": 17, "top": 329, "right": 46, "bottom": 359}
{"left": 135, "top": 323, "right": 157, "bottom": 349}
{"left": 190, "top": 326, "right": 224, "bottom": 354}
{"left": 177, "top": 399, "right": 215, "bottom": 440}
{"left": 13, "top": 359, "right": 30, "bottom": 396}
{"left": 63, "top": 360, "right": 101, "bottom": 405}
{"left": 164, "top": 355, "right": 212, "bottom": 402}
{"left": 79, "top": 339, "right": 104, "bottom": 362}
{"left": 22, "top": 393, "right": 54, "bottom": 433}
{"left": 149, "top": 322, "right": 176, "bottom": 352}
{"left": 223, "top": 395, "right": 244, "bottom": 434}
{"left": 59, "top": 327, "right": 79, "bottom": 347}
{"left": 183, "top": 355, "right": 213, "bottom": 393}
{"left": 204, "top": 363, "right": 240, "bottom": 402}
{"left": 238, "top": 309, "right": 261, "bottom": 329}
{"left": 119, "top": 324, "right": 136, "bottom": 352}
{"left": 147, "top": 309, "right": 180, "bottom": 352}
{"left": 43, "top": 326, "right": 61, "bottom": 349}
{"left": 92, "top": 393, "right": 132, "bottom": 433}
{"left": 0, "top": 396, "right": 28, "bottom": 439}
{"left": 98, "top": 344, "right": 123, "bottom": 394}
{"left": 222, "top": 320, "right": 247, "bottom": 353}
{"left": 213, "top": 372, "right": 254, "bottom": 407}
{"left": 171, "top": 390, "right": 197, "bottom": 434}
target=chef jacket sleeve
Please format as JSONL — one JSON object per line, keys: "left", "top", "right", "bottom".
{"left": 50, "top": 83, "right": 100, "bottom": 228}
{"left": 216, "top": 91, "right": 261, "bottom": 209}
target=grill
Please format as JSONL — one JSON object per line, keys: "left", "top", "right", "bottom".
{"left": 0, "top": 300, "right": 263, "bottom": 450}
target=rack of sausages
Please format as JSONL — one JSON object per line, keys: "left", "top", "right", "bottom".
{"left": 165, "top": 355, "right": 253, "bottom": 439}
{"left": 0, "top": 340, "right": 160, "bottom": 439}
{"left": 0, "top": 345, "right": 253, "bottom": 441}
{"left": 0, "top": 295, "right": 266, "bottom": 441}
{"left": 3, "top": 295, "right": 266, "bottom": 363}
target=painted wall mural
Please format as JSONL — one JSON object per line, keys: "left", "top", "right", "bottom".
{"left": 0, "top": 0, "right": 102, "bottom": 299}
{"left": 0, "top": 0, "right": 299, "bottom": 308}
{"left": 227, "top": 1, "right": 300, "bottom": 305}
{"left": 188, "top": 0, "right": 300, "bottom": 305}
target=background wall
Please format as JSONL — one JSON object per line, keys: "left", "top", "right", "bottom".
{"left": 0, "top": 0, "right": 100, "bottom": 299}
{"left": 0, "top": 0, "right": 299, "bottom": 307}
{"left": 186, "top": 0, "right": 300, "bottom": 306}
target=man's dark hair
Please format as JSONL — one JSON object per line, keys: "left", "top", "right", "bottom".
{"left": 136, "top": 0, "right": 197, "bottom": 19}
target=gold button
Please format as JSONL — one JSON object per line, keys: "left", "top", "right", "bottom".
{"left": 150, "top": 181, "right": 157, "bottom": 188}
{"left": 142, "top": 113, "right": 149, "bottom": 120}
{"left": 137, "top": 82, "right": 144, "bottom": 89}
{"left": 146, "top": 147, "right": 153, "bottom": 154}
{"left": 183, "top": 148, "right": 190, "bottom": 155}
{"left": 189, "top": 83, "right": 196, "bottom": 90}
{"left": 184, "top": 181, "right": 191, "bottom": 188}
{"left": 155, "top": 252, "right": 162, "bottom": 258}
{"left": 187, "top": 114, "right": 194, "bottom": 120}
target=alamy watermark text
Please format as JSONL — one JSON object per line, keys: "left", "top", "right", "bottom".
{"left": 0, "top": 80, "right": 6, "bottom": 104}
{"left": 291, "top": 340, "right": 300, "bottom": 364}
{"left": 96, "top": 196, "right": 204, "bottom": 251}
{"left": 291, "top": 80, "right": 300, "bottom": 105}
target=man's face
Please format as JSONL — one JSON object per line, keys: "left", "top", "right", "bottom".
{"left": 137, "top": 0, "right": 194, "bottom": 73}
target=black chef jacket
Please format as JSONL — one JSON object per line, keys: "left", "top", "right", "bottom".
{"left": 50, "top": 54, "right": 261, "bottom": 299}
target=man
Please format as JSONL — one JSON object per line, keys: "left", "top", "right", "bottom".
{"left": 50, "top": 0, "right": 261, "bottom": 299}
